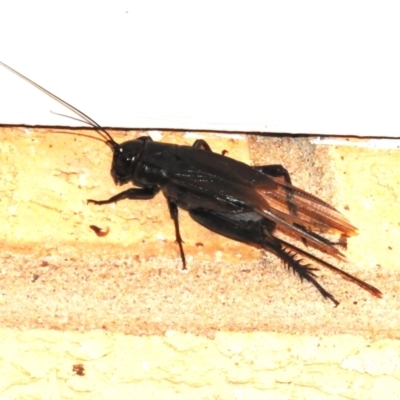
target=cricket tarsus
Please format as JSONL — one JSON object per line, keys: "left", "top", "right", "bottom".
{"left": 0, "top": 60, "right": 382, "bottom": 305}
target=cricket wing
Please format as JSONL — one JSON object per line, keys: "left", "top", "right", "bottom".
{"left": 256, "top": 178, "right": 357, "bottom": 236}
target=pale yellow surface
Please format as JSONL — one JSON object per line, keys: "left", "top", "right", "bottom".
{"left": 1, "top": 329, "right": 400, "bottom": 399}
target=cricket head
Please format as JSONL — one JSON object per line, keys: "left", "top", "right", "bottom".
{"left": 110, "top": 136, "right": 151, "bottom": 185}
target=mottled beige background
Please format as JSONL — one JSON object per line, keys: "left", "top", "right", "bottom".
{"left": 0, "top": 128, "right": 399, "bottom": 398}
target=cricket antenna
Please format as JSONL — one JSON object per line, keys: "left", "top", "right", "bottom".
{"left": 0, "top": 60, "right": 118, "bottom": 150}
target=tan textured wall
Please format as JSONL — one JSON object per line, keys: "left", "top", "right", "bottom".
{"left": 1, "top": 127, "right": 399, "bottom": 398}
{"left": 1, "top": 329, "right": 400, "bottom": 399}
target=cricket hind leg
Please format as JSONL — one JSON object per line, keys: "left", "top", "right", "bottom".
{"left": 189, "top": 208, "right": 276, "bottom": 246}
{"left": 254, "top": 164, "right": 293, "bottom": 184}
{"left": 263, "top": 240, "right": 340, "bottom": 306}
{"left": 190, "top": 208, "right": 340, "bottom": 305}
{"left": 278, "top": 238, "right": 382, "bottom": 299}
{"left": 247, "top": 168, "right": 379, "bottom": 300}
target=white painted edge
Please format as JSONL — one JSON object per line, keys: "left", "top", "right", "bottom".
{"left": 1, "top": 2, "right": 399, "bottom": 136}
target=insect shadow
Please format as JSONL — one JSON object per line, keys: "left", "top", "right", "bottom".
{"left": 0, "top": 61, "right": 382, "bottom": 306}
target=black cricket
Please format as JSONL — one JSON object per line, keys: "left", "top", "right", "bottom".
{"left": 0, "top": 61, "right": 382, "bottom": 305}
